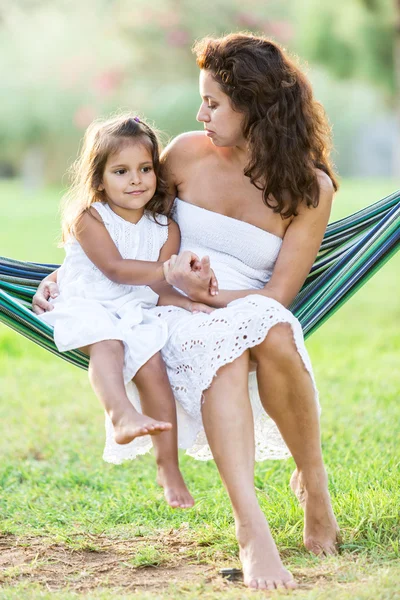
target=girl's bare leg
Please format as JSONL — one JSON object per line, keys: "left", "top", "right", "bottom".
{"left": 250, "top": 323, "right": 340, "bottom": 555}
{"left": 134, "top": 353, "right": 194, "bottom": 509}
{"left": 201, "top": 351, "right": 297, "bottom": 591}
{"left": 86, "top": 340, "right": 172, "bottom": 445}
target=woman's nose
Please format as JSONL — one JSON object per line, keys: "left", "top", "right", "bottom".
{"left": 196, "top": 104, "right": 209, "bottom": 123}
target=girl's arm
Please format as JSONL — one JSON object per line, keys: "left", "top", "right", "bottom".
{"left": 151, "top": 220, "right": 214, "bottom": 314}
{"left": 166, "top": 172, "right": 334, "bottom": 308}
{"left": 75, "top": 210, "right": 167, "bottom": 286}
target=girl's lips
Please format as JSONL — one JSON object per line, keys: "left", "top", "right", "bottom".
{"left": 126, "top": 190, "right": 145, "bottom": 195}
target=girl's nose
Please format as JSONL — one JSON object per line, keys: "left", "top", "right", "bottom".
{"left": 130, "top": 171, "right": 141, "bottom": 185}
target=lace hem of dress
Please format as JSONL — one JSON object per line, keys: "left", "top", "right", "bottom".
{"left": 103, "top": 297, "right": 319, "bottom": 464}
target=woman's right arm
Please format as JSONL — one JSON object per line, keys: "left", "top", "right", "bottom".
{"left": 32, "top": 269, "right": 59, "bottom": 314}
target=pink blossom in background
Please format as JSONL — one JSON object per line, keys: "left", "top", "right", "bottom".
{"left": 73, "top": 106, "right": 97, "bottom": 129}
{"left": 118, "top": 7, "right": 157, "bottom": 27}
{"left": 93, "top": 69, "right": 124, "bottom": 97}
{"left": 263, "top": 20, "right": 294, "bottom": 43}
{"left": 60, "top": 57, "right": 95, "bottom": 89}
{"left": 157, "top": 11, "right": 181, "bottom": 29}
{"left": 235, "top": 12, "right": 261, "bottom": 28}
{"left": 166, "top": 28, "right": 189, "bottom": 48}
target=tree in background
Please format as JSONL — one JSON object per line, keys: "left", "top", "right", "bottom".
{"left": 291, "top": 0, "right": 399, "bottom": 174}
{"left": 0, "top": 0, "right": 295, "bottom": 185}
{"left": 0, "top": 0, "right": 397, "bottom": 182}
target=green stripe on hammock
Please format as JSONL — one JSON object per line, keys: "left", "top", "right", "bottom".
{"left": 1, "top": 190, "right": 399, "bottom": 371}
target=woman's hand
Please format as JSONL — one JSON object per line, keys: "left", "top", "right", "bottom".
{"left": 32, "top": 280, "right": 60, "bottom": 314}
{"left": 163, "top": 251, "right": 219, "bottom": 301}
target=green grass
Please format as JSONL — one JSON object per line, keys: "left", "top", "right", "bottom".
{"left": 0, "top": 179, "right": 400, "bottom": 598}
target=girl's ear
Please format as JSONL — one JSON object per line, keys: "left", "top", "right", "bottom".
{"left": 98, "top": 183, "right": 104, "bottom": 191}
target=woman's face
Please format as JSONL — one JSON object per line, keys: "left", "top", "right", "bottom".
{"left": 196, "top": 70, "right": 246, "bottom": 148}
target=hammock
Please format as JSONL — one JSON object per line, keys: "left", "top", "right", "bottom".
{"left": 1, "top": 191, "right": 400, "bottom": 371}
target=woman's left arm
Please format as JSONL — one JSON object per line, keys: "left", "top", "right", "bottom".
{"left": 190, "top": 174, "right": 334, "bottom": 308}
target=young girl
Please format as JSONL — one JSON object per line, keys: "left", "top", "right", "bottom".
{"left": 39, "top": 113, "right": 210, "bottom": 508}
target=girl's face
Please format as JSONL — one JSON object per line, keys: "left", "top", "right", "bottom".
{"left": 100, "top": 141, "right": 157, "bottom": 223}
{"left": 196, "top": 69, "right": 246, "bottom": 148}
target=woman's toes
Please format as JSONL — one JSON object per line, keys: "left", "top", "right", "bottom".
{"left": 276, "top": 582, "right": 286, "bottom": 591}
{"left": 266, "top": 580, "right": 276, "bottom": 591}
{"left": 248, "top": 579, "right": 259, "bottom": 589}
{"left": 286, "top": 579, "right": 298, "bottom": 590}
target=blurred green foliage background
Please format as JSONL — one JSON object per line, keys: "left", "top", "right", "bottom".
{"left": 1, "top": 0, "right": 399, "bottom": 188}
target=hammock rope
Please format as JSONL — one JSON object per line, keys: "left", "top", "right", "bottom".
{"left": 1, "top": 190, "right": 400, "bottom": 371}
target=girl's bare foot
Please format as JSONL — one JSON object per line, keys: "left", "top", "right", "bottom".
{"left": 157, "top": 464, "right": 195, "bottom": 509}
{"left": 114, "top": 412, "right": 172, "bottom": 445}
{"left": 236, "top": 513, "right": 297, "bottom": 591}
{"left": 290, "top": 468, "right": 340, "bottom": 556}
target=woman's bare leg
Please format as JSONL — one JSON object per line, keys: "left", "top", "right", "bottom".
{"left": 250, "top": 323, "right": 340, "bottom": 555}
{"left": 86, "top": 340, "right": 171, "bottom": 445}
{"left": 134, "top": 353, "right": 194, "bottom": 509}
{"left": 201, "top": 351, "right": 297, "bottom": 591}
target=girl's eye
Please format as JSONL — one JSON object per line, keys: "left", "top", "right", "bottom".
{"left": 115, "top": 169, "right": 126, "bottom": 175}
{"left": 141, "top": 166, "right": 153, "bottom": 173}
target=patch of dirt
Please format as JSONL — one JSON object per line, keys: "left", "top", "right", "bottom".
{"left": 0, "top": 532, "right": 231, "bottom": 594}
{"left": 1, "top": 532, "right": 388, "bottom": 596}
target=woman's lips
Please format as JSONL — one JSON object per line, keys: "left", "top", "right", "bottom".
{"left": 205, "top": 130, "right": 215, "bottom": 137}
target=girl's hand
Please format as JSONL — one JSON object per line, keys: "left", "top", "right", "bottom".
{"left": 187, "top": 300, "right": 215, "bottom": 314}
{"left": 191, "top": 256, "right": 219, "bottom": 296}
{"left": 32, "top": 281, "right": 60, "bottom": 314}
{"left": 163, "top": 251, "right": 219, "bottom": 300}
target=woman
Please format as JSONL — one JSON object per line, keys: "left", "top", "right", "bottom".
{"left": 33, "top": 33, "right": 340, "bottom": 590}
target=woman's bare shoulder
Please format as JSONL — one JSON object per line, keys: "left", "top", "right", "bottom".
{"left": 316, "top": 168, "right": 335, "bottom": 195}
{"left": 162, "top": 131, "right": 212, "bottom": 163}
{"left": 295, "top": 169, "right": 334, "bottom": 221}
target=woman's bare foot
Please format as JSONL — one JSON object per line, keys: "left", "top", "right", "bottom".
{"left": 157, "top": 464, "right": 195, "bottom": 509}
{"left": 236, "top": 513, "right": 297, "bottom": 591}
{"left": 113, "top": 412, "right": 172, "bottom": 445}
{"left": 290, "top": 468, "right": 340, "bottom": 556}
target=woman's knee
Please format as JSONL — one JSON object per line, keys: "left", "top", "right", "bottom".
{"left": 214, "top": 350, "right": 250, "bottom": 386}
{"left": 251, "top": 323, "right": 298, "bottom": 364}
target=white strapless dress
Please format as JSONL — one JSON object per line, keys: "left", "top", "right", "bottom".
{"left": 103, "top": 199, "right": 319, "bottom": 464}
{"left": 40, "top": 203, "right": 169, "bottom": 384}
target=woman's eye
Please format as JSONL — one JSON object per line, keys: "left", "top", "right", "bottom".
{"left": 208, "top": 104, "right": 217, "bottom": 110}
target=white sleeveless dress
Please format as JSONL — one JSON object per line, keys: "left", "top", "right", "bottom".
{"left": 39, "top": 202, "right": 169, "bottom": 384}
{"left": 103, "top": 199, "right": 319, "bottom": 464}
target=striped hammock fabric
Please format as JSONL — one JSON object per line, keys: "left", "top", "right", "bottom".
{"left": 1, "top": 190, "right": 400, "bottom": 371}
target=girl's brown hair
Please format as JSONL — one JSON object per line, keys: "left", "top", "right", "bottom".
{"left": 61, "top": 113, "right": 169, "bottom": 243}
{"left": 194, "top": 33, "right": 338, "bottom": 218}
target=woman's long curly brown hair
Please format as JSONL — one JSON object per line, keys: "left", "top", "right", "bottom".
{"left": 61, "top": 113, "right": 169, "bottom": 243}
{"left": 194, "top": 33, "right": 338, "bottom": 218}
